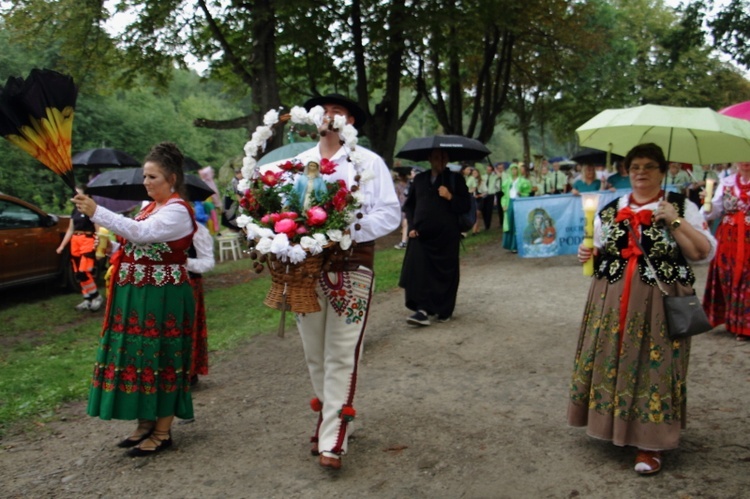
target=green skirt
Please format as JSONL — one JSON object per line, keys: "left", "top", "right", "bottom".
{"left": 87, "top": 281, "right": 195, "bottom": 421}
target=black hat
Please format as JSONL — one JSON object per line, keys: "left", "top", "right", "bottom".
{"left": 303, "top": 93, "right": 368, "bottom": 129}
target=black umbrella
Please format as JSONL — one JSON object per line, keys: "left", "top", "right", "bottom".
{"left": 395, "top": 135, "right": 491, "bottom": 162}
{"left": 570, "top": 147, "right": 624, "bottom": 166}
{"left": 183, "top": 156, "right": 202, "bottom": 172}
{"left": 86, "top": 167, "right": 215, "bottom": 202}
{"left": 72, "top": 148, "right": 141, "bottom": 168}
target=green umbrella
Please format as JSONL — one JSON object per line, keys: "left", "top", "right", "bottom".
{"left": 576, "top": 104, "right": 750, "bottom": 164}
{"left": 257, "top": 141, "right": 316, "bottom": 167}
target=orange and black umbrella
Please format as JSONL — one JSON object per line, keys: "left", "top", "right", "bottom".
{"left": 0, "top": 68, "right": 78, "bottom": 193}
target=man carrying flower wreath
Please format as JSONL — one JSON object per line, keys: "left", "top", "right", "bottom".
{"left": 293, "top": 94, "right": 401, "bottom": 470}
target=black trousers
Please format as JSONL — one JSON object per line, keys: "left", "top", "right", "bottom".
{"left": 480, "top": 195, "right": 495, "bottom": 230}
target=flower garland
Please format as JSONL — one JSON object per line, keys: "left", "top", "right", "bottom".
{"left": 235, "top": 106, "right": 368, "bottom": 263}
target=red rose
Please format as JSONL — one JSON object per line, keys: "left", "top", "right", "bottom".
{"left": 261, "top": 214, "right": 272, "bottom": 225}
{"left": 261, "top": 170, "right": 281, "bottom": 187}
{"left": 275, "top": 218, "right": 298, "bottom": 237}
{"left": 280, "top": 211, "right": 298, "bottom": 220}
{"left": 332, "top": 189, "right": 349, "bottom": 211}
{"left": 306, "top": 206, "right": 328, "bottom": 226}
{"left": 280, "top": 160, "right": 297, "bottom": 171}
{"left": 320, "top": 158, "right": 337, "bottom": 175}
{"left": 296, "top": 225, "right": 308, "bottom": 235}
{"left": 270, "top": 213, "right": 282, "bottom": 223}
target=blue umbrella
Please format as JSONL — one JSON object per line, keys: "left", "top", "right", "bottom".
{"left": 257, "top": 142, "right": 316, "bottom": 167}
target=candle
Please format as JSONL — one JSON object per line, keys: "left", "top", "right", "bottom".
{"left": 704, "top": 178, "right": 715, "bottom": 213}
{"left": 581, "top": 194, "right": 601, "bottom": 277}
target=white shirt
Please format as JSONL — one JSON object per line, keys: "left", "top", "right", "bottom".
{"left": 91, "top": 198, "right": 194, "bottom": 244}
{"left": 295, "top": 143, "right": 401, "bottom": 242}
{"left": 187, "top": 224, "right": 216, "bottom": 274}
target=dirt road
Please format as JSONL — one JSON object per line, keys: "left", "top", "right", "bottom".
{"left": 2, "top": 236, "right": 749, "bottom": 498}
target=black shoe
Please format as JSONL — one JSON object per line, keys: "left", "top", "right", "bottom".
{"left": 407, "top": 311, "right": 431, "bottom": 326}
{"left": 117, "top": 428, "right": 154, "bottom": 448}
{"left": 127, "top": 432, "right": 173, "bottom": 457}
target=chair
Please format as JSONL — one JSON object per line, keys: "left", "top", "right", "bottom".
{"left": 217, "top": 233, "right": 242, "bottom": 262}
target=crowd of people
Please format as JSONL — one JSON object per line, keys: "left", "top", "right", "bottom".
{"left": 62, "top": 97, "right": 749, "bottom": 478}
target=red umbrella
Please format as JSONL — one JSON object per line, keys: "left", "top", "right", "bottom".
{"left": 718, "top": 101, "right": 750, "bottom": 121}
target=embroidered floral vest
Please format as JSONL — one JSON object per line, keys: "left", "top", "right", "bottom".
{"left": 117, "top": 199, "right": 196, "bottom": 287}
{"left": 593, "top": 192, "right": 695, "bottom": 287}
{"left": 720, "top": 183, "right": 750, "bottom": 225}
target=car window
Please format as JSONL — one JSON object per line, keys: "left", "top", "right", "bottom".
{"left": 0, "top": 200, "right": 43, "bottom": 229}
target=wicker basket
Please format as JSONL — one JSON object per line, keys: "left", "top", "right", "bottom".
{"left": 263, "top": 253, "right": 324, "bottom": 314}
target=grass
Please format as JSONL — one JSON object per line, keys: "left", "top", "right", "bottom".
{"left": 0, "top": 231, "right": 496, "bottom": 435}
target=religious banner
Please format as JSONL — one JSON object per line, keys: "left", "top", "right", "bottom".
{"left": 512, "top": 190, "right": 629, "bottom": 258}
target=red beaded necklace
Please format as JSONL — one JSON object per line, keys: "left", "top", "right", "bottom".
{"left": 629, "top": 190, "right": 664, "bottom": 207}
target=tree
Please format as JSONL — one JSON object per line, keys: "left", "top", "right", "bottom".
{"left": 709, "top": 0, "right": 750, "bottom": 69}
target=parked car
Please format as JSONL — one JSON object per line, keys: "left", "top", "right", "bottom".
{"left": 0, "top": 193, "right": 74, "bottom": 290}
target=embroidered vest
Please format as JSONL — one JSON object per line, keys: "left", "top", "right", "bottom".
{"left": 593, "top": 192, "right": 695, "bottom": 287}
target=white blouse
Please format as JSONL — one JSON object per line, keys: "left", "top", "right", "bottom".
{"left": 187, "top": 224, "right": 216, "bottom": 274}
{"left": 91, "top": 198, "right": 194, "bottom": 244}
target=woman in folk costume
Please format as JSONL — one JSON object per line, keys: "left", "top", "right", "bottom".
{"left": 73, "top": 142, "right": 198, "bottom": 457}
{"left": 187, "top": 223, "right": 215, "bottom": 384}
{"left": 571, "top": 143, "right": 715, "bottom": 475}
{"left": 702, "top": 161, "right": 750, "bottom": 340}
{"left": 294, "top": 94, "right": 401, "bottom": 470}
{"left": 501, "top": 163, "right": 532, "bottom": 252}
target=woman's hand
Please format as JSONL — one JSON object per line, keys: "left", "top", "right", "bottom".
{"left": 408, "top": 229, "right": 419, "bottom": 238}
{"left": 73, "top": 194, "right": 97, "bottom": 218}
{"left": 577, "top": 243, "right": 596, "bottom": 263}
{"left": 653, "top": 200, "right": 679, "bottom": 226}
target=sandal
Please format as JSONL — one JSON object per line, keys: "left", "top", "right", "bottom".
{"left": 127, "top": 430, "right": 173, "bottom": 457}
{"left": 117, "top": 419, "right": 155, "bottom": 448}
{"left": 634, "top": 450, "right": 662, "bottom": 475}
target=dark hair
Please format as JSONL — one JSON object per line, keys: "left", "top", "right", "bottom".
{"left": 624, "top": 143, "right": 668, "bottom": 173}
{"left": 144, "top": 142, "right": 187, "bottom": 199}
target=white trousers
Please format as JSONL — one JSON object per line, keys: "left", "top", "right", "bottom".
{"left": 296, "top": 266, "right": 374, "bottom": 455}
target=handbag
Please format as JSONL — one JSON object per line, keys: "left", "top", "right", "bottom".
{"left": 625, "top": 221, "right": 712, "bottom": 339}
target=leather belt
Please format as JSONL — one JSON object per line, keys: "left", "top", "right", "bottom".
{"left": 324, "top": 240, "right": 375, "bottom": 272}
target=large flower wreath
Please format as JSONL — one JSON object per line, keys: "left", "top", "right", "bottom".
{"left": 235, "top": 107, "right": 367, "bottom": 264}
{"left": 235, "top": 106, "right": 370, "bottom": 322}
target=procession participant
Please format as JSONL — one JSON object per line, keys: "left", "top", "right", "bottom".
{"left": 186, "top": 222, "right": 215, "bottom": 385}
{"left": 57, "top": 186, "right": 104, "bottom": 312}
{"left": 480, "top": 163, "right": 501, "bottom": 230}
{"left": 549, "top": 161, "right": 568, "bottom": 194}
{"left": 685, "top": 164, "right": 718, "bottom": 208}
{"left": 295, "top": 93, "right": 401, "bottom": 470}
{"left": 571, "top": 164, "right": 602, "bottom": 195}
{"left": 666, "top": 162, "right": 692, "bottom": 195}
{"left": 501, "top": 163, "right": 532, "bottom": 252}
{"left": 702, "top": 161, "right": 750, "bottom": 341}
{"left": 73, "top": 142, "right": 198, "bottom": 457}
{"left": 399, "top": 147, "right": 471, "bottom": 326}
{"left": 606, "top": 161, "right": 631, "bottom": 190}
{"left": 570, "top": 143, "right": 715, "bottom": 475}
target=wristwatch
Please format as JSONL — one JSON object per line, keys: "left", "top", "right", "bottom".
{"left": 670, "top": 218, "right": 682, "bottom": 231}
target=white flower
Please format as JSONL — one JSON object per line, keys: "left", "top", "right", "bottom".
{"left": 352, "top": 190, "right": 365, "bottom": 204}
{"left": 286, "top": 244, "right": 308, "bottom": 264}
{"left": 290, "top": 106, "right": 309, "bottom": 124}
{"left": 359, "top": 168, "right": 375, "bottom": 183}
{"left": 332, "top": 114, "right": 347, "bottom": 130}
{"left": 300, "top": 235, "right": 324, "bottom": 255}
{"left": 339, "top": 233, "right": 352, "bottom": 251}
{"left": 263, "top": 109, "right": 279, "bottom": 126}
{"left": 237, "top": 178, "right": 250, "bottom": 193}
{"left": 313, "top": 233, "right": 328, "bottom": 246}
{"left": 340, "top": 124, "right": 358, "bottom": 148}
{"left": 241, "top": 163, "right": 254, "bottom": 179}
{"left": 256, "top": 227, "right": 275, "bottom": 239}
{"left": 326, "top": 229, "right": 343, "bottom": 242}
{"left": 245, "top": 138, "right": 264, "bottom": 157}
{"left": 236, "top": 214, "right": 252, "bottom": 228}
{"left": 270, "top": 232, "right": 291, "bottom": 256}
{"left": 308, "top": 106, "right": 325, "bottom": 127}
{"left": 252, "top": 125, "right": 274, "bottom": 143}
{"left": 255, "top": 237, "right": 273, "bottom": 254}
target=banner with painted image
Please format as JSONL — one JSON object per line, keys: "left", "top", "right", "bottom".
{"left": 512, "top": 190, "right": 629, "bottom": 258}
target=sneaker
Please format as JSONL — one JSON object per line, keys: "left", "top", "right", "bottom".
{"left": 74, "top": 299, "right": 91, "bottom": 311}
{"left": 437, "top": 315, "right": 452, "bottom": 323}
{"left": 407, "top": 311, "right": 431, "bottom": 326}
{"left": 89, "top": 295, "right": 104, "bottom": 312}
{"left": 394, "top": 241, "right": 407, "bottom": 249}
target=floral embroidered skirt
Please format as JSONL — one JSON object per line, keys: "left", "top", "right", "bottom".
{"left": 703, "top": 219, "right": 750, "bottom": 337}
{"left": 87, "top": 281, "right": 195, "bottom": 421}
{"left": 567, "top": 275, "right": 692, "bottom": 450}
